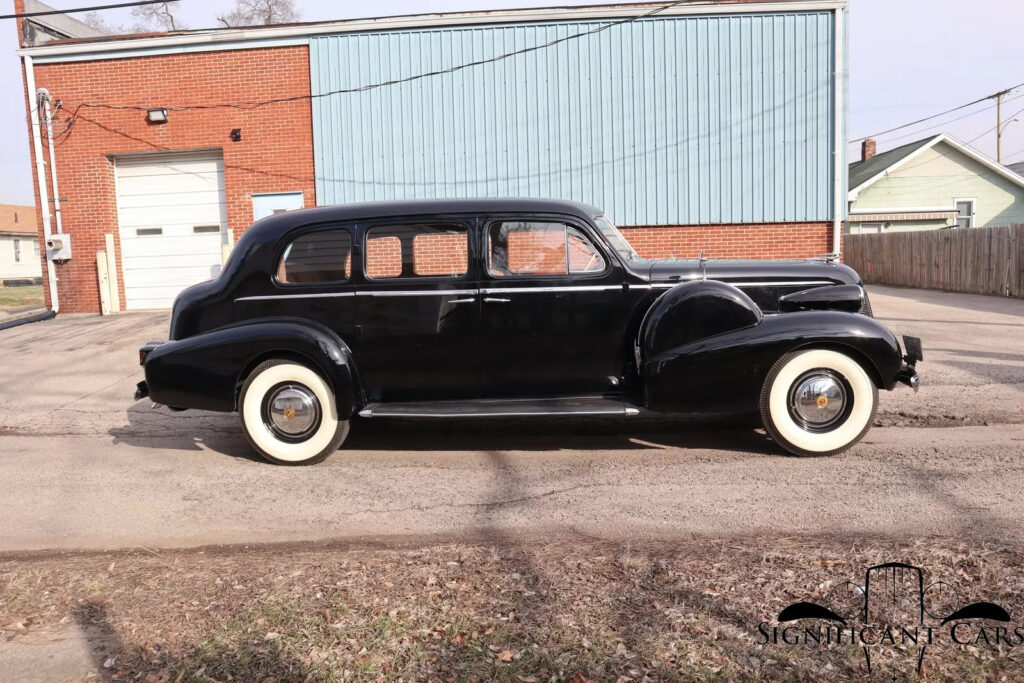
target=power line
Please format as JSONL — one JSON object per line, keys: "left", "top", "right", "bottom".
{"left": 966, "top": 102, "right": 1024, "bottom": 145}
{"left": 66, "top": 0, "right": 690, "bottom": 115}
{"left": 851, "top": 91, "right": 1024, "bottom": 148}
{"left": 0, "top": 0, "right": 178, "bottom": 21}
{"left": 848, "top": 82, "right": 1024, "bottom": 143}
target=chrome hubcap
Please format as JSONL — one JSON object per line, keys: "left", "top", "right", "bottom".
{"left": 266, "top": 384, "right": 320, "bottom": 440}
{"left": 789, "top": 371, "right": 848, "bottom": 430}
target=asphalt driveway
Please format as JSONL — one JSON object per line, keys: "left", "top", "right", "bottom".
{"left": 0, "top": 286, "right": 1022, "bottom": 552}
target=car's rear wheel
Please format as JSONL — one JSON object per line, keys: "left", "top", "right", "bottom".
{"left": 239, "top": 359, "right": 349, "bottom": 465}
{"left": 759, "top": 349, "right": 877, "bottom": 457}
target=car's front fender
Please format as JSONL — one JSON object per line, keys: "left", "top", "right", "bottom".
{"left": 643, "top": 311, "right": 904, "bottom": 414}
{"left": 143, "top": 318, "right": 359, "bottom": 415}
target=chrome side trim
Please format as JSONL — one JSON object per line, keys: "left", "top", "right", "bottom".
{"left": 733, "top": 280, "right": 834, "bottom": 288}
{"left": 236, "top": 289, "right": 479, "bottom": 302}
{"left": 237, "top": 281, "right": 835, "bottom": 303}
{"left": 481, "top": 285, "right": 621, "bottom": 294}
{"left": 235, "top": 291, "right": 357, "bottom": 302}
{"left": 359, "top": 289, "right": 479, "bottom": 297}
{"left": 644, "top": 280, "right": 835, "bottom": 289}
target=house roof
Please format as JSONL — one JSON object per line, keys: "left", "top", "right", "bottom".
{"left": 848, "top": 136, "right": 938, "bottom": 192}
{"left": 0, "top": 204, "right": 37, "bottom": 235}
{"left": 1007, "top": 161, "right": 1024, "bottom": 177}
{"left": 848, "top": 133, "right": 1024, "bottom": 199}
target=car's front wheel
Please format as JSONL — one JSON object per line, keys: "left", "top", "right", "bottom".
{"left": 239, "top": 359, "right": 349, "bottom": 465}
{"left": 759, "top": 349, "right": 878, "bottom": 457}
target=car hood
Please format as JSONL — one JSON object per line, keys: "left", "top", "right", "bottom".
{"left": 636, "top": 258, "right": 862, "bottom": 287}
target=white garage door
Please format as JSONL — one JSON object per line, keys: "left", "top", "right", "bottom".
{"left": 115, "top": 152, "right": 228, "bottom": 310}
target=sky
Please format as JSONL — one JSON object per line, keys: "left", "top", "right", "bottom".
{"left": 2, "top": 0, "right": 1023, "bottom": 205}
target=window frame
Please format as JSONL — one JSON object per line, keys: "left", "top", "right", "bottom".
{"left": 483, "top": 216, "right": 612, "bottom": 281}
{"left": 362, "top": 221, "right": 472, "bottom": 282}
{"left": 13, "top": 238, "right": 21, "bottom": 263}
{"left": 954, "top": 198, "right": 976, "bottom": 229}
{"left": 272, "top": 224, "right": 356, "bottom": 288}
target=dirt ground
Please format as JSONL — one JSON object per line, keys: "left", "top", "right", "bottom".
{"left": 0, "top": 285, "right": 1023, "bottom": 680}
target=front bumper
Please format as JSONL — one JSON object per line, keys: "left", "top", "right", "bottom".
{"left": 895, "top": 335, "right": 923, "bottom": 392}
{"left": 895, "top": 365, "right": 920, "bottom": 392}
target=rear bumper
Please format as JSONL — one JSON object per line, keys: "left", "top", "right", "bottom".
{"left": 134, "top": 341, "right": 165, "bottom": 402}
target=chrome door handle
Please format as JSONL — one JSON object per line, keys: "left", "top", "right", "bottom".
{"left": 483, "top": 297, "right": 511, "bottom": 303}
{"left": 447, "top": 297, "right": 476, "bottom": 304}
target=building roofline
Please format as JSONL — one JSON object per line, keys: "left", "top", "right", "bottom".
{"left": 848, "top": 133, "right": 1024, "bottom": 200}
{"left": 18, "top": 0, "right": 845, "bottom": 61}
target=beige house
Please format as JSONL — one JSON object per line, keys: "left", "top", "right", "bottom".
{"left": 847, "top": 133, "right": 1024, "bottom": 234}
{"left": 0, "top": 204, "right": 41, "bottom": 281}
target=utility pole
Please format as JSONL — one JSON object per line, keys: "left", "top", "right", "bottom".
{"left": 996, "top": 89, "right": 1011, "bottom": 163}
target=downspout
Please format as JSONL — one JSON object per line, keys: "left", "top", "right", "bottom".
{"left": 24, "top": 55, "right": 59, "bottom": 313}
{"left": 40, "top": 90, "right": 63, "bottom": 235}
{"left": 831, "top": 6, "right": 846, "bottom": 257}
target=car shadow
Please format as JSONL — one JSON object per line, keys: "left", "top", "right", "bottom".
{"left": 111, "top": 403, "right": 781, "bottom": 458}
{"left": 109, "top": 403, "right": 263, "bottom": 462}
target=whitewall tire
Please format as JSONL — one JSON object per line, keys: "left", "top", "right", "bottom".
{"left": 759, "top": 349, "right": 877, "bottom": 457}
{"left": 239, "top": 360, "right": 349, "bottom": 465}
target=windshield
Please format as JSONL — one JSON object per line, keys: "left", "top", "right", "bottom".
{"left": 593, "top": 215, "right": 639, "bottom": 261}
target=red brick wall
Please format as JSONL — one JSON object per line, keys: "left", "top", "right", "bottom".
{"left": 620, "top": 223, "right": 834, "bottom": 260}
{"left": 26, "top": 46, "right": 314, "bottom": 313}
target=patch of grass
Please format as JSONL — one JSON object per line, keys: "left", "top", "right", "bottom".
{"left": 0, "top": 285, "right": 44, "bottom": 311}
{"left": 3, "top": 538, "right": 1024, "bottom": 681}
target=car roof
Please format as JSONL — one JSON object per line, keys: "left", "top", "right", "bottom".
{"left": 245, "top": 198, "right": 604, "bottom": 240}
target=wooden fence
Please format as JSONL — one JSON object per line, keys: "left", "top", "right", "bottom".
{"left": 844, "top": 225, "right": 1024, "bottom": 298}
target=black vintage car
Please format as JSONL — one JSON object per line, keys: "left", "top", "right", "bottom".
{"left": 135, "top": 199, "right": 921, "bottom": 465}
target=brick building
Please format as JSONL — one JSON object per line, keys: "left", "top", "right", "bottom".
{"left": 16, "top": 0, "right": 848, "bottom": 313}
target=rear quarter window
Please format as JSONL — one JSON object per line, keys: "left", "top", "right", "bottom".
{"left": 277, "top": 229, "right": 353, "bottom": 284}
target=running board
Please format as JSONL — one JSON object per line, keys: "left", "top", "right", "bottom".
{"left": 358, "top": 396, "right": 641, "bottom": 419}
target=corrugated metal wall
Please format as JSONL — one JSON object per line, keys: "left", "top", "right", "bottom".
{"left": 310, "top": 11, "right": 835, "bottom": 226}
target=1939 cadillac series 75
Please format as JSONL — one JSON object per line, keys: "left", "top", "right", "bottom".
{"left": 135, "top": 199, "right": 921, "bottom": 465}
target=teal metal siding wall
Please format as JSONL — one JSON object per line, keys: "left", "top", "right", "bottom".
{"left": 310, "top": 11, "right": 835, "bottom": 226}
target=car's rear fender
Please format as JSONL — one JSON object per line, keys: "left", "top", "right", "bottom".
{"left": 143, "top": 318, "right": 360, "bottom": 416}
{"left": 642, "top": 310, "right": 904, "bottom": 414}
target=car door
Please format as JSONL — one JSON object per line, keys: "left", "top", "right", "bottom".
{"left": 351, "top": 217, "right": 481, "bottom": 402}
{"left": 479, "top": 215, "right": 628, "bottom": 397}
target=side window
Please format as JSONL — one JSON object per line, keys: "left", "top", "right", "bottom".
{"left": 365, "top": 224, "right": 468, "bottom": 279}
{"left": 277, "top": 229, "right": 352, "bottom": 284}
{"left": 488, "top": 221, "right": 605, "bottom": 277}
{"left": 568, "top": 227, "right": 606, "bottom": 273}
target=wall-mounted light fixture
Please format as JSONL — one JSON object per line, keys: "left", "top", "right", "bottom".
{"left": 146, "top": 108, "right": 169, "bottom": 124}
{"left": 230, "top": 128, "right": 242, "bottom": 142}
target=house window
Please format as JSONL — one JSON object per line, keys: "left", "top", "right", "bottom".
{"left": 857, "top": 223, "right": 884, "bottom": 234}
{"left": 33, "top": 240, "right": 40, "bottom": 257}
{"left": 955, "top": 200, "right": 975, "bottom": 229}
{"left": 13, "top": 238, "right": 20, "bottom": 263}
